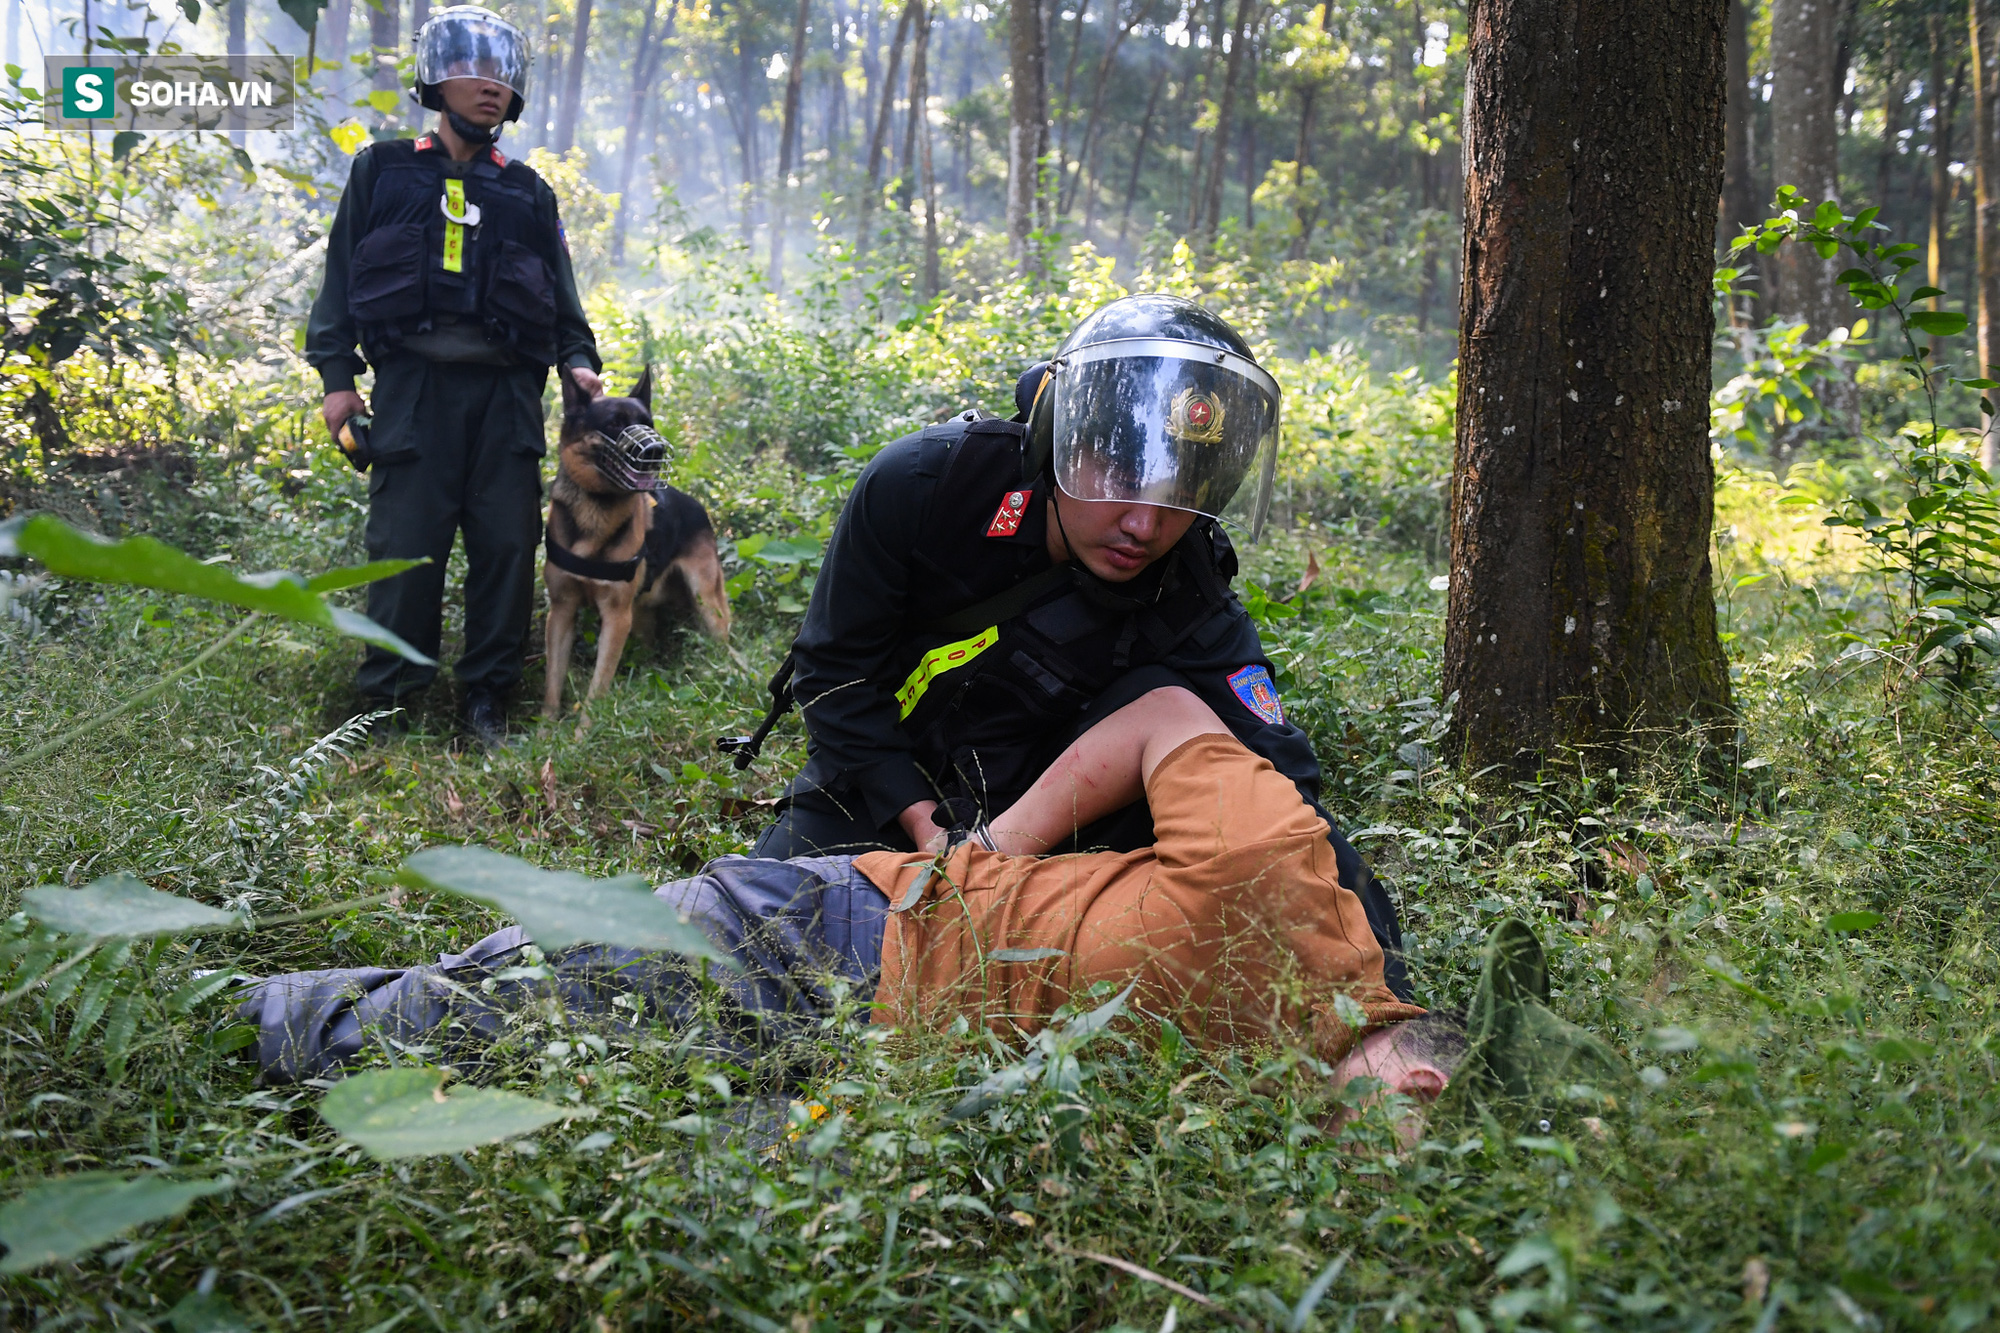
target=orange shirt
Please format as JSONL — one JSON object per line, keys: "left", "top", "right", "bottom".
{"left": 856, "top": 733, "right": 1425, "bottom": 1064}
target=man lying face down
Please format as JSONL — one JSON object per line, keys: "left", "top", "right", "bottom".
{"left": 242, "top": 688, "right": 1458, "bottom": 1111}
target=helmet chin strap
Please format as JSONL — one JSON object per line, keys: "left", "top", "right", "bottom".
{"left": 445, "top": 108, "right": 500, "bottom": 145}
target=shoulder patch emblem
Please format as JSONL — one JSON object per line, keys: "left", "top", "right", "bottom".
{"left": 415, "top": 133, "right": 435, "bottom": 152}
{"left": 985, "top": 487, "right": 1033, "bottom": 538}
{"left": 489, "top": 146, "right": 508, "bottom": 167}
{"left": 1227, "top": 664, "right": 1285, "bottom": 725}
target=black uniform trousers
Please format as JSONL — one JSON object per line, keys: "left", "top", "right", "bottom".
{"left": 356, "top": 356, "right": 548, "bottom": 701}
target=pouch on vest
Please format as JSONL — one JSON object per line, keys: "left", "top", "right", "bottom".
{"left": 348, "top": 222, "right": 428, "bottom": 324}
{"left": 485, "top": 239, "right": 557, "bottom": 332}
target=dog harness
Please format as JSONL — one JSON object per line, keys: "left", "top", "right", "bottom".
{"left": 544, "top": 535, "right": 640, "bottom": 583}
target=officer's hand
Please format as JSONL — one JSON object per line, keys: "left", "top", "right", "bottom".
{"left": 568, "top": 367, "right": 604, "bottom": 398}
{"left": 899, "top": 800, "right": 949, "bottom": 853}
{"left": 322, "top": 389, "right": 367, "bottom": 440}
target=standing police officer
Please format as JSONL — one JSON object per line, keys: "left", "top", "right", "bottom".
{"left": 740, "top": 294, "right": 1411, "bottom": 997}
{"left": 307, "top": 5, "right": 602, "bottom": 746}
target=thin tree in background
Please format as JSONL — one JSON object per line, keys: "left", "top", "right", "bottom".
{"left": 1117, "top": 68, "right": 1162, "bottom": 243}
{"left": 1060, "top": 0, "right": 1156, "bottom": 215}
{"left": 914, "top": 0, "right": 941, "bottom": 295}
{"left": 1198, "top": 0, "right": 1255, "bottom": 243}
{"left": 1770, "top": 0, "right": 1846, "bottom": 337}
{"left": 859, "top": 0, "right": 916, "bottom": 244}
{"left": 899, "top": 0, "right": 927, "bottom": 199}
{"left": 771, "top": 0, "right": 813, "bottom": 285}
{"left": 370, "top": 0, "right": 398, "bottom": 125}
{"left": 1447, "top": 0, "right": 1733, "bottom": 769}
{"left": 1289, "top": 0, "right": 1335, "bottom": 260}
{"left": 615, "top": 0, "right": 674, "bottom": 263}
{"left": 324, "top": 0, "right": 349, "bottom": 67}
{"left": 1007, "top": 0, "right": 1048, "bottom": 264}
{"left": 554, "top": 0, "right": 593, "bottom": 153}
{"left": 409, "top": 0, "right": 428, "bottom": 39}
{"left": 1721, "top": 0, "right": 1757, "bottom": 319}
{"left": 1973, "top": 0, "right": 2000, "bottom": 467}
{"left": 1926, "top": 14, "right": 1966, "bottom": 312}
{"left": 1050, "top": 0, "right": 1091, "bottom": 198}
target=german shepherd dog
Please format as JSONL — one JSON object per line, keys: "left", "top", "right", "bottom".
{"left": 543, "top": 367, "right": 731, "bottom": 716}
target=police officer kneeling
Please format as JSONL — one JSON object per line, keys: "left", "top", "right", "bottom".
{"left": 738, "top": 294, "right": 1412, "bottom": 998}
{"left": 307, "top": 6, "right": 603, "bottom": 746}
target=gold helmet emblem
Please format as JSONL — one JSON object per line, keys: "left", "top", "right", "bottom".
{"left": 1168, "top": 387, "right": 1227, "bottom": 444}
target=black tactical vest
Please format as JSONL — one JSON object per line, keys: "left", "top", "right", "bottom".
{"left": 344, "top": 136, "right": 561, "bottom": 366}
{"left": 886, "top": 421, "right": 1241, "bottom": 810}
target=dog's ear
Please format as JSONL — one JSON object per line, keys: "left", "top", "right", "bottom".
{"left": 630, "top": 366, "right": 653, "bottom": 411}
{"left": 559, "top": 365, "right": 591, "bottom": 418}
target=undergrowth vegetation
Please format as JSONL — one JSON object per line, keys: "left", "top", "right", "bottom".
{"left": 3, "top": 135, "right": 1999, "bottom": 1327}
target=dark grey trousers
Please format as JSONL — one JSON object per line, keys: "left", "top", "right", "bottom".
{"left": 356, "top": 357, "right": 549, "bottom": 700}
{"left": 239, "top": 855, "right": 889, "bottom": 1084}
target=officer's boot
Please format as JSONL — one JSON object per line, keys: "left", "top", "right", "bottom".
{"left": 460, "top": 689, "right": 513, "bottom": 751}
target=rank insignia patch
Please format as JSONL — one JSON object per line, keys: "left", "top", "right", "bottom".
{"left": 986, "top": 487, "right": 1033, "bottom": 537}
{"left": 1227, "top": 664, "right": 1285, "bottom": 725}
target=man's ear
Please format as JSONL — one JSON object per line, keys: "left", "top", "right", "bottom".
{"left": 559, "top": 364, "right": 591, "bottom": 417}
{"left": 631, "top": 366, "right": 653, "bottom": 411}
{"left": 1395, "top": 1065, "right": 1448, "bottom": 1104}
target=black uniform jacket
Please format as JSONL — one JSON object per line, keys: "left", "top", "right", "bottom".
{"left": 305, "top": 135, "right": 598, "bottom": 394}
{"left": 786, "top": 415, "right": 1409, "bottom": 992}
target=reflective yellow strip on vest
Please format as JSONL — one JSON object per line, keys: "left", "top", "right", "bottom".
{"left": 442, "top": 178, "right": 466, "bottom": 273}
{"left": 895, "top": 625, "right": 1001, "bottom": 720}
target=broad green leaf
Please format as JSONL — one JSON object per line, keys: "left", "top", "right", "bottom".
{"left": 328, "top": 119, "right": 369, "bottom": 155}
{"left": 167, "top": 970, "right": 244, "bottom": 1014}
{"left": 1825, "top": 910, "right": 1883, "bottom": 933}
{"left": 0, "top": 1173, "right": 233, "bottom": 1273}
{"left": 177, "top": 0, "right": 199, "bottom": 19}
{"left": 365, "top": 89, "right": 402, "bottom": 114}
{"left": 318, "top": 1067, "right": 577, "bottom": 1159}
{"left": 111, "top": 130, "right": 142, "bottom": 161}
{"left": 274, "top": 0, "right": 328, "bottom": 33}
{"left": 0, "top": 515, "right": 432, "bottom": 663}
{"left": 22, "top": 873, "right": 236, "bottom": 940}
{"left": 1908, "top": 310, "right": 1969, "bottom": 337}
{"left": 1910, "top": 286, "right": 1947, "bottom": 301}
{"left": 396, "top": 846, "right": 734, "bottom": 964}
{"left": 1871, "top": 1036, "right": 1935, "bottom": 1063}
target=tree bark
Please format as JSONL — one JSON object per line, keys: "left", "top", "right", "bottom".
{"left": 1721, "top": 0, "right": 1756, "bottom": 238}
{"left": 1974, "top": 0, "right": 2000, "bottom": 468}
{"left": 370, "top": 0, "right": 398, "bottom": 125}
{"left": 409, "top": 0, "right": 429, "bottom": 40}
{"left": 1118, "top": 71, "right": 1164, "bottom": 243}
{"left": 772, "top": 0, "right": 813, "bottom": 286}
{"left": 1289, "top": 0, "right": 1335, "bottom": 260}
{"left": 615, "top": 0, "right": 672, "bottom": 264}
{"left": 1061, "top": 0, "right": 1155, "bottom": 215}
{"left": 1878, "top": 46, "right": 1899, "bottom": 212}
{"left": 917, "top": 0, "right": 941, "bottom": 296}
{"left": 1198, "top": 0, "right": 1255, "bottom": 242}
{"left": 1768, "top": 0, "right": 1844, "bottom": 337}
{"left": 1448, "top": 0, "right": 1734, "bottom": 771}
{"left": 1051, "top": 0, "right": 1092, "bottom": 203}
{"left": 900, "top": 0, "right": 929, "bottom": 200}
{"left": 860, "top": 0, "right": 916, "bottom": 244}
{"left": 1927, "top": 20, "right": 1966, "bottom": 313}
{"left": 554, "top": 0, "right": 594, "bottom": 153}
{"left": 1008, "top": 0, "right": 1050, "bottom": 264}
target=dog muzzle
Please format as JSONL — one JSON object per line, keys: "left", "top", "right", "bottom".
{"left": 596, "top": 423, "right": 671, "bottom": 493}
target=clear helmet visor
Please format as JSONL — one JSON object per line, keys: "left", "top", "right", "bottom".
{"left": 1049, "top": 339, "right": 1281, "bottom": 542}
{"left": 415, "top": 7, "right": 530, "bottom": 99}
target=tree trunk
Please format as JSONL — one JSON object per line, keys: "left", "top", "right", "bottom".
{"left": 1051, "top": 0, "right": 1092, "bottom": 205}
{"left": 1975, "top": 0, "right": 2000, "bottom": 469}
{"left": 827, "top": 0, "right": 849, "bottom": 155}
{"left": 324, "top": 0, "right": 349, "bottom": 64}
{"left": 370, "top": 0, "right": 398, "bottom": 123}
{"left": 1008, "top": 0, "right": 1049, "bottom": 263}
{"left": 917, "top": 1, "right": 941, "bottom": 296}
{"left": 1062, "top": 0, "right": 1154, "bottom": 215}
{"left": 1878, "top": 48, "right": 1899, "bottom": 212}
{"left": 1199, "top": 0, "right": 1255, "bottom": 242}
{"left": 1289, "top": 0, "right": 1334, "bottom": 260}
{"left": 860, "top": 0, "right": 916, "bottom": 245}
{"left": 409, "top": 0, "right": 429, "bottom": 40}
{"left": 1118, "top": 71, "right": 1163, "bottom": 243}
{"left": 861, "top": 0, "right": 880, "bottom": 148}
{"left": 615, "top": 0, "right": 671, "bottom": 265}
{"left": 1768, "top": 0, "right": 1843, "bottom": 337}
{"left": 772, "top": 0, "right": 812, "bottom": 286}
{"left": 1720, "top": 0, "right": 1757, "bottom": 322}
{"left": 900, "top": 0, "right": 929, "bottom": 201}
{"left": 555, "top": 0, "right": 593, "bottom": 153}
{"left": 1928, "top": 21, "right": 1966, "bottom": 312}
{"left": 1448, "top": 0, "right": 1734, "bottom": 771}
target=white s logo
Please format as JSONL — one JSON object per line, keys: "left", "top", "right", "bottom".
{"left": 75, "top": 71, "right": 106, "bottom": 112}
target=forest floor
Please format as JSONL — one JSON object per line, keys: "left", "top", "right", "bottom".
{"left": 1, "top": 444, "right": 1996, "bottom": 1332}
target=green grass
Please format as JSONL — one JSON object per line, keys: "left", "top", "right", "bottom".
{"left": 2, "top": 447, "right": 1997, "bottom": 1333}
